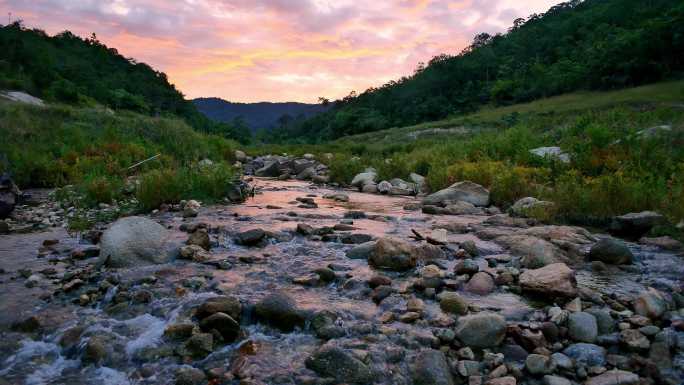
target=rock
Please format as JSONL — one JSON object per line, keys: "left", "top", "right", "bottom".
{"left": 182, "top": 333, "right": 213, "bottom": 358}
{"left": 486, "top": 377, "right": 516, "bottom": 385}
{"left": 255, "top": 161, "right": 281, "bottom": 177}
{"left": 454, "top": 312, "right": 506, "bottom": 348}
{"left": 98, "top": 216, "right": 173, "bottom": 268}
{"left": 361, "top": 183, "right": 378, "bottom": 193}
{"left": 235, "top": 228, "right": 266, "bottom": 246}
{"left": 314, "top": 267, "right": 336, "bottom": 282}
{"left": 368, "top": 275, "right": 392, "bottom": 288}
{"left": 410, "top": 173, "right": 427, "bottom": 192}
{"left": 305, "top": 344, "right": 373, "bottom": 384}
{"left": 199, "top": 312, "right": 240, "bottom": 342}
{"left": 312, "top": 174, "right": 330, "bottom": 184}
{"left": 509, "top": 197, "right": 554, "bottom": 218}
{"left": 633, "top": 288, "right": 668, "bottom": 319}
{"left": 182, "top": 200, "right": 201, "bottom": 218}
{"left": 346, "top": 241, "right": 376, "bottom": 260}
{"left": 525, "top": 354, "right": 556, "bottom": 375}
{"left": 377, "top": 180, "right": 392, "bottom": 194}
{"left": 584, "top": 370, "right": 639, "bottom": 385}
{"left": 610, "top": 211, "right": 666, "bottom": 238}
{"left": 542, "top": 375, "right": 571, "bottom": 385}
{"left": 585, "top": 309, "right": 614, "bottom": 334}
{"left": 422, "top": 181, "right": 490, "bottom": 207}
{"left": 495, "top": 235, "right": 561, "bottom": 268}
{"left": 455, "top": 259, "right": 479, "bottom": 275}
{"left": 428, "top": 229, "right": 448, "bottom": 244}
{"left": 255, "top": 292, "right": 305, "bottom": 331}
{"left": 371, "top": 285, "right": 394, "bottom": 303}
{"left": 341, "top": 233, "right": 373, "bottom": 244}
{"left": 369, "top": 237, "right": 417, "bottom": 271}
{"left": 439, "top": 292, "right": 469, "bottom": 315}
{"left": 235, "top": 150, "right": 247, "bottom": 162}
{"left": 187, "top": 229, "right": 210, "bottom": 250}
{"left": 11, "top": 315, "right": 41, "bottom": 333}
{"left": 562, "top": 343, "right": 606, "bottom": 367}
{"left": 619, "top": 329, "right": 649, "bottom": 350}
{"left": 164, "top": 323, "right": 195, "bottom": 340}
{"left": 529, "top": 146, "right": 570, "bottom": 163}
{"left": 519, "top": 263, "right": 577, "bottom": 298}
{"left": 195, "top": 296, "right": 242, "bottom": 321}
{"left": 83, "top": 336, "right": 107, "bottom": 364}
{"left": 588, "top": 239, "right": 633, "bottom": 265}
{"left": 411, "top": 349, "right": 454, "bottom": 385}
{"left": 351, "top": 169, "right": 378, "bottom": 189}
{"left": 551, "top": 353, "right": 573, "bottom": 370}
{"left": 440, "top": 201, "right": 484, "bottom": 215}
{"left": 638, "top": 236, "right": 682, "bottom": 250}
{"left": 175, "top": 366, "right": 206, "bottom": 385}
{"left": 323, "top": 193, "right": 349, "bottom": 202}
{"left": 568, "top": 312, "right": 598, "bottom": 343}
{"left": 465, "top": 272, "right": 495, "bottom": 295}
{"left": 311, "top": 311, "right": 345, "bottom": 340}
{"left": 178, "top": 245, "right": 208, "bottom": 261}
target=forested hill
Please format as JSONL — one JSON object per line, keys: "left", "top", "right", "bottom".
{"left": 0, "top": 22, "right": 250, "bottom": 143}
{"left": 193, "top": 98, "right": 330, "bottom": 133}
{"left": 274, "top": 0, "right": 684, "bottom": 142}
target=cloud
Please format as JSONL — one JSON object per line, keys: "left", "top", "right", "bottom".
{"left": 0, "top": 0, "right": 561, "bottom": 102}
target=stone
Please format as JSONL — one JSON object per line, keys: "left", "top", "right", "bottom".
{"left": 455, "top": 259, "right": 479, "bottom": 275}
{"left": 568, "top": 312, "right": 598, "bottom": 343}
{"left": 98, "top": 216, "right": 173, "bottom": 268}
{"left": 351, "top": 169, "right": 378, "bottom": 189}
{"left": 305, "top": 344, "right": 373, "bottom": 384}
{"left": 519, "top": 263, "right": 577, "bottom": 298}
{"left": 542, "top": 375, "right": 571, "bottom": 385}
{"left": 196, "top": 296, "right": 241, "bottom": 320}
{"left": 562, "top": 343, "right": 606, "bottom": 367}
{"left": 182, "top": 333, "right": 213, "bottom": 358}
{"left": 585, "top": 308, "right": 614, "bottom": 335}
{"left": 485, "top": 377, "right": 516, "bottom": 385}
{"left": 509, "top": 197, "right": 554, "bottom": 218}
{"left": 465, "top": 272, "right": 495, "bottom": 295}
{"left": 311, "top": 311, "right": 345, "bottom": 340}
{"left": 83, "top": 336, "right": 107, "bottom": 364}
{"left": 454, "top": 312, "right": 507, "bottom": 348}
{"left": 495, "top": 235, "right": 561, "bottom": 268}
{"left": 633, "top": 288, "right": 668, "bottom": 319}
{"left": 255, "top": 292, "right": 305, "bottom": 331}
{"left": 619, "top": 329, "right": 649, "bottom": 350}
{"left": 551, "top": 353, "right": 573, "bottom": 370}
{"left": 584, "top": 370, "right": 639, "bottom": 385}
{"left": 175, "top": 366, "right": 206, "bottom": 385}
{"left": 255, "top": 161, "right": 281, "bottom": 177}
{"left": 346, "top": 241, "right": 376, "bottom": 260}
{"left": 588, "top": 239, "right": 633, "bottom": 265}
{"left": 235, "top": 228, "right": 266, "bottom": 246}
{"left": 422, "top": 181, "right": 490, "bottom": 207}
{"left": 638, "top": 236, "right": 682, "bottom": 250}
{"left": 610, "top": 211, "right": 666, "bottom": 238}
{"left": 369, "top": 237, "right": 417, "bottom": 271}
{"left": 164, "top": 323, "right": 195, "bottom": 340}
{"left": 11, "top": 316, "right": 41, "bottom": 333}
{"left": 529, "top": 146, "right": 570, "bottom": 163}
{"left": 187, "top": 229, "right": 210, "bottom": 250}
{"left": 411, "top": 349, "right": 454, "bottom": 385}
{"left": 525, "top": 354, "right": 556, "bottom": 375}
{"left": 439, "top": 291, "right": 469, "bottom": 315}
{"left": 199, "top": 312, "right": 240, "bottom": 342}
{"left": 377, "top": 180, "right": 392, "bottom": 194}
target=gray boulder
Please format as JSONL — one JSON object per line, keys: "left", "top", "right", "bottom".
{"left": 411, "top": 349, "right": 454, "bottom": 385}
{"left": 568, "top": 312, "right": 598, "bottom": 343}
{"left": 351, "top": 169, "right": 378, "bottom": 189}
{"left": 255, "top": 161, "right": 281, "bottom": 177}
{"left": 588, "top": 238, "right": 633, "bottom": 265}
{"left": 562, "top": 343, "right": 606, "bottom": 366}
{"left": 519, "top": 263, "right": 577, "bottom": 298}
{"left": 610, "top": 211, "right": 666, "bottom": 238}
{"left": 509, "top": 197, "right": 554, "bottom": 218}
{"left": 529, "top": 146, "right": 570, "bottom": 163}
{"left": 98, "top": 216, "right": 174, "bottom": 268}
{"left": 585, "top": 370, "right": 639, "bottom": 385}
{"left": 454, "top": 312, "right": 506, "bottom": 348}
{"left": 255, "top": 292, "right": 305, "bottom": 331}
{"left": 495, "top": 235, "right": 562, "bottom": 268}
{"left": 369, "top": 237, "right": 417, "bottom": 271}
{"left": 377, "top": 180, "right": 392, "bottom": 194}
{"left": 305, "top": 344, "right": 373, "bottom": 384}
{"left": 422, "top": 181, "right": 490, "bottom": 207}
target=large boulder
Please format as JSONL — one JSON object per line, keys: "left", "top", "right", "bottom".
{"left": 351, "top": 169, "right": 378, "bottom": 189}
{"left": 567, "top": 312, "right": 598, "bottom": 343}
{"left": 529, "top": 146, "right": 570, "bottom": 163}
{"left": 305, "top": 344, "right": 373, "bottom": 384}
{"left": 588, "top": 238, "right": 633, "bottom": 265}
{"left": 199, "top": 312, "right": 240, "bottom": 342}
{"left": 195, "top": 296, "right": 241, "bottom": 320}
{"left": 465, "top": 272, "right": 495, "bottom": 295}
{"left": 519, "top": 263, "right": 577, "bottom": 298}
{"left": 509, "top": 197, "right": 554, "bottom": 218}
{"left": 495, "top": 235, "right": 562, "bottom": 268}
{"left": 610, "top": 211, "right": 666, "bottom": 238}
{"left": 422, "top": 181, "right": 490, "bottom": 207}
{"left": 562, "top": 343, "right": 606, "bottom": 367}
{"left": 98, "top": 216, "right": 174, "bottom": 268}
{"left": 454, "top": 312, "right": 506, "bottom": 348}
{"left": 0, "top": 174, "right": 20, "bottom": 219}
{"left": 255, "top": 161, "right": 281, "bottom": 177}
{"left": 411, "top": 350, "right": 455, "bottom": 385}
{"left": 369, "top": 237, "right": 417, "bottom": 271}
{"left": 633, "top": 288, "right": 668, "bottom": 319}
{"left": 254, "top": 292, "right": 306, "bottom": 331}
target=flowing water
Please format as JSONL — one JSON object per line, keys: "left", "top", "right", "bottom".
{"left": 0, "top": 179, "right": 682, "bottom": 384}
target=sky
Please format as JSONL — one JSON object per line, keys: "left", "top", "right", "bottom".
{"left": 0, "top": 0, "right": 560, "bottom": 103}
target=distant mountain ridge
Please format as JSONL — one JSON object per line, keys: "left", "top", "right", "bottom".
{"left": 193, "top": 98, "right": 330, "bottom": 133}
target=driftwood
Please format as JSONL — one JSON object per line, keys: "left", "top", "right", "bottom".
{"left": 127, "top": 154, "right": 161, "bottom": 171}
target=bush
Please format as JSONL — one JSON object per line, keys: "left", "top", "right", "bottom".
{"left": 81, "top": 174, "right": 123, "bottom": 205}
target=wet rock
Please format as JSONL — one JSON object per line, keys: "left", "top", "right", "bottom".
{"left": 311, "top": 310, "right": 345, "bottom": 340}
{"left": 164, "top": 323, "right": 195, "bottom": 340}
{"left": 526, "top": 354, "right": 556, "bottom": 375}
{"left": 255, "top": 161, "right": 281, "bottom": 177}
{"left": 351, "top": 169, "right": 378, "bottom": 189}
{"left": 443, "top": 201, "right": 484, "bottom": 215}
{"left": 371, "top": 285, "right": 395, "bottom": 304}
{"left": 11, "top": 315, "right": 41, "bottom": 333}
{"left": 178, "top": 245, "right": 209, "bottom": 262}
{"left": 199, "top": 312, "right": 240, "bottom": 342}
{"left": 486, "top": 377, "right": 516, "bottom": 385}
{"left": 465, "top": 272, "right": 495, "bottom": 295}
{"left": 542, "top": 375, "right": 571, "bottom": 385}
{"left": 314, "top": 267, "right": 336, "bottom": 282}
{"left": 181, "top": 333, "right": 213, "bottom": 358}
{"left": 584, "top": 370, "right": 639, "bottom": 385}
{"left": 455, "top": 259, "right": 479, "bottom": 275}
{"left": 438, "top": 291, "right": 469, "bottom": 315}
{"left": 454, "top": 312, "right": 506, "bottom": 348}
{"left": 196, "top": 296, "right": 241, "bottom": 320}
{"left": 83, "top": 336, "right": 108, "bottom": 364}
{"left": 588, "top": 239, "right": 633, "bottom": 265}
{"left": 175, "top": 366, "right": 206, "bottom": 385}
{"left": 619, "top": 329, "right": 649, "bottom": 350}
{"left": 422, "top": 181, "right": 490, "bottom": 207}
{"left": 610, "top": 211, "right": 666, "bottom": 238}
{"left": 344, "top": 241, "right": 374, "bottom": 260}
{"left": 255, "top": 292, "right": 305, "bottom": 331}
{"left": 369, "top": 237, "right": 417, "bottom": 271}
{"left": 187, "top": 229, "right": 210, "bottom": 250}
{"left": 368, "top": 275, "right": 392, "bottom": 288}
{"left": 568, "top": 312, "right": 598, "bottom": 343}
{"left": 305, "top": 344, "right": 373, "bottom": 384}
{"left": 519, "top": 263, "right": 577, "bottom": 298}
{"left": 562, "top": 343, "right": 606, "bottom": 367}
{"left": 98, "top": 216, "right": 173, "bottom": 268}
{"left": 638, "top": 236, "right": 682, "bottom": 250}
{"left": 341, "top": 233, "right": 373, "bottom": 244}
{"left": 323, "top": 192, "right": 349, "bottom": 202}
{"left": 411, "top": 349, "right": 454, "bottom": 385}
{"left": 509, "top": 197, "right": 554, "bottom": 218}
{"left": 633, "top": 288, "right": 668, "bottom": 319}
{"left": 495, "top": 235, "right": 561, "bottom": 268}
{"left": 551, "top": 353, "right": 572, "bottom": 370}
{"left": 235, "top": 228, "right": 266, "bottom": 246}
{"left": 182, "top": 200, "right": 201, "bottom": 218}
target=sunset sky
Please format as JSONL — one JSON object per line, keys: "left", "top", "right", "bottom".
{"left": 0, "top": 0, "right": 560, "bottom": 103}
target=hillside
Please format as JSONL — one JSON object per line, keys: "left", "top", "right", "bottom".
{"left": 274, "top": 0, "right": 684, "bottom": 142}
{"left": 0, "top": 22, "right": 249, "bottom": 142}
{"left": 193, "top": 98, "right": 329, "bottom": 133}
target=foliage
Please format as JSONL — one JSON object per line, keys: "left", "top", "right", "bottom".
{"left": 271, "top": 0, "right": 684, "bottom": 142}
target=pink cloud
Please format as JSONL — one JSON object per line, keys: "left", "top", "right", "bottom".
{"left": 0, "top": 0, "right": 560, "bottom": 102}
